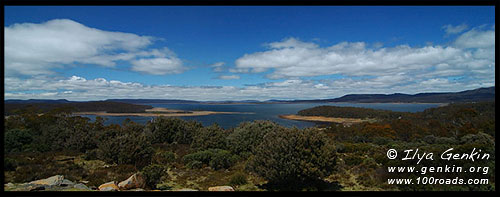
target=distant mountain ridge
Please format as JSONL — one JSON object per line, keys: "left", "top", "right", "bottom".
{"left": 4, "top": 86, "right": 494, "bottom": 104}
{"left": 276, "top": 86, "right": 495, "bottom": 103}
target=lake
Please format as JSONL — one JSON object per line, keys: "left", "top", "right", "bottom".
{"left": 80, "top": 103, "right": 442, "bottom": 129}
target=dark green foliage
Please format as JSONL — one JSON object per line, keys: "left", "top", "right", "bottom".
{"left": 298, "top": 105, "right": 406, "bottom": 119}
{"left": 227, "top": 120, "right": 281, "bottom": 155}
{"left": 145, "top": 117, "right": 202, "bottom": 144}
{"left": 209, "top": 150, "right": 239, "bottom": 170}
{"left": 152, "top": 150, "right": 176, "bottom": 166}
{"left": 5, "top": 101, "right": 153, "bottom": 115}
{"left": 186, "top": 160, "right": 203, "bottom": 169}
{"left": 247, "top": 127, "right": 337, "bottom": 190}
{"left": 5, "top": 158, "right": 18, "bottom": 171}
{"left": 191, "top": 124, "right": 228, "bottom": 150}
{"left": 96, "top": 121, "right": 153, "bottom": 169}
{"left": 83, "top": 149, "right": 99, "bottom": 160}
{"left": 229, "top": 172, "right": 248, "bottom": 186}
{"left": 4, "top": 129, "right": 33, "bottom": 153}
{"left": 182, "top": 149, "right": 237, "bottom": 170}
{"left": 140, "top": 164, "right": 169, "bottom": 189}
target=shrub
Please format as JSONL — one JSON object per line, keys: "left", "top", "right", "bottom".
{"left": 97, "top": 131, "right": 154, "bottom": 169}
{"left": 152, "top": 151, "right": 176, "bottom": 166}
{"left": 227, "top": 120, "right": 281, "bottom": 155}
{"left": 191, "top": 124, "right": 228, "bottom": 150}
{"left": 182, "top": 149, "right": 237, "bottom": 170}
{"left": 186, "top": 160, "right": 203, "bottom": 169}
{"left": 4, "top": 129, "right": 33, "bottom": 153}
{"left": 145, "top": 117, "right": 202, "bottom": 145}
{"left": 247, "top": 127, "right": 337, "bottom": 190}
{"left": 229, "top": 172, "right": 248, "bottom": 186}
{"left": 459, "top": 132, "right": 495, "bottom": 145}
{"left": 141, "top": 164, "right": 169, "bottom": 189}
{"left": 5, "top": 158, "right": 18, "bottom": 171}
{"left": 209, "top": 150, "right": 237, "bottom": 170}
{"left": 83, "top": 149, "right": 99, "bottom": 160}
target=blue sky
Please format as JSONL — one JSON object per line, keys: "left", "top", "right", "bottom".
{"left": 4, "top": 6, "right": 495, "bottom": 101}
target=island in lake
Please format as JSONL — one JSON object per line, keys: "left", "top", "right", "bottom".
{"left": 73, "top": 107, "right": 253, "bottom": 117}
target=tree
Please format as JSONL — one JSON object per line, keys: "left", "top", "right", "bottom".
{"left": 247, "top": 127, "right": 337, "bottom": 190}
{"left": 145, "top": 117, "right": 202, "bottom": 145}
{"left": 191, "top": 123, "right": 228, "bottom": 150}
{"left": 227, "top": 120, "right": 281, "bottom": 156}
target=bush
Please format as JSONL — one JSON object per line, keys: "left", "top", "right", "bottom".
{"left": 247, "top": 127, "right": 337, "bottom": 190}
{"left": 229, "top": 172, "right": 248, "bottom": 186}
{"left": 145, "top": 117, "right": 202, "bottom": 145}
{"left": 97, "top": 130, "right": 154, "bottom": 169}
{"left": 183, "top": 149, "right": 237, "bottom": 170}
{"left": 5, "top": 158, "right": 18, "bottom": 171}
{"left": 191, "top": 124, "right": 228, "bottom": 150}
{"left": 83, "top": 149, "right": 99, "bottom": 160}
{"left": 152, "top": 151, "right": 176, "bottom": 166}
{"left": 209, "top": 150, "right": 238, "bottom": 170}
{"left": 227, "top": 120, "right": 281, "bottom": 155}
{"left": 4, "top": 129, "right": 33, "bottom": 153}
{"left": 141, "top": 164, "right": 169, "bottom": 189}
{"left": 459, "top": 132, "right": 495, "bottom": 145}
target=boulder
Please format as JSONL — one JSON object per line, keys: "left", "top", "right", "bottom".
{"left": 73, "top": 183, "right": 92, "bottom": 190}
{"left": 208, "top": 186, "right": 234, "bottom": 191}
{"left": 175, "top": 188, "right": 198, "bottom": 191}
{"left": 118, "top": 173, "right": 145, "bottom": 190}
{"left": 60, "top": 179, "right": 75, "bottom": 187}
{"left": 129, "top": 188, "right": 145, "bottom": 191}
{"left": 29, "top": 175, "right": 64, "bottom": 186}
{"left": 98, "top": 181, "right": 119, "bottom": 191}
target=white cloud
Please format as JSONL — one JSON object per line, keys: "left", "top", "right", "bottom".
{"left": 131, "top": 57, "right": 184, "bottom": 75}
{"left": 218, "top": 75, "right": 240, "bottom": 80}
{"left": 454, "top": 28, "right": 495, "bottom": 49}
{"left": 442, "top": 24, "right": 468, "bottom": 35}
{"left": 233, "top": 27, "right": 494, "bottom": 90}
{"left": 5, "top": 19, "right": 186, "bottom": 76}
{"left": 210, "top": 62, "right": 226, "bottom": 72}
{"left": 5, "top": 75, "right": 492, "bottom": 101}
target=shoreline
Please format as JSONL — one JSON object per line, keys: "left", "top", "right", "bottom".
{"left": 279, "top": 114, "right": 374, "bottom": 124}
{"left": 73, "top": 107, "right": 253, "bottom": 117}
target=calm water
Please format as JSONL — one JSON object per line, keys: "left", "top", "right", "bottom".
{"left": 80, "top": 103, "right": 441, "bottom": 129}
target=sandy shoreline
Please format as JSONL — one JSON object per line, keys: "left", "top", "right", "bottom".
{"left": 279, "top": 114, "right": 373, "bottom": 124}
{"left": 73, "top": 107, "right": 253, "bottom": 117}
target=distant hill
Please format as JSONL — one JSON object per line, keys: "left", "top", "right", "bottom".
{"left": 4, "top": 87, "right": 494, "bottom": 106}
{"left": 272, "top": 86, "right": 495, "bottom": 103}
{"left": 106, "top": 99, "right": 201, "bottom": 104}
{"left": 4, "top": 101, "right": 153, "bottom": 115}
{"left": 4, "top": 99, "right": 72, "bottom": 104}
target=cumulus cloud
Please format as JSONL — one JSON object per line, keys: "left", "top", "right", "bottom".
{"left": 233, "top": 27, "right": 494, "bottom": 92}
{"left": 131, "top": 57, "right": 185, "bottom": 75}
{"left": 4, "top": 74, "right": 492, "bottom": 101}
{"left": 4, "top": 19, "right": 186, "bottom": 76}
{"left": 218, "top": 75, "right": 240, "bottom": 80}
{"left": 442, "top": 24, "right": 468, "bottom": 35}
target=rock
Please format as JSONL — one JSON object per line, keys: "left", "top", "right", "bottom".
{"left": 208, "top": 186, "right": 234, "bottom": 191}
{"left": 175, "top": 188, "right": 198, "bottom": 191}
{"left": 129, "top": 188, "right": 145, "bottom": 191}
{"left": 73, "top": 183, "right": 91, "bottom": 190}
{"left": 118, "top": 173, "right": 145, "bottom": 190}
{"left": 29, "top": 185, "right": 46, "bottom": 191}
{"left": 29, "top": 175, "right": 64, "bottom": 186}
{"left": 60, "top": 179, "right": 75, "bottom": 187}
{"left": 98, "top": 181, "right": 119, "bottom": 191}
